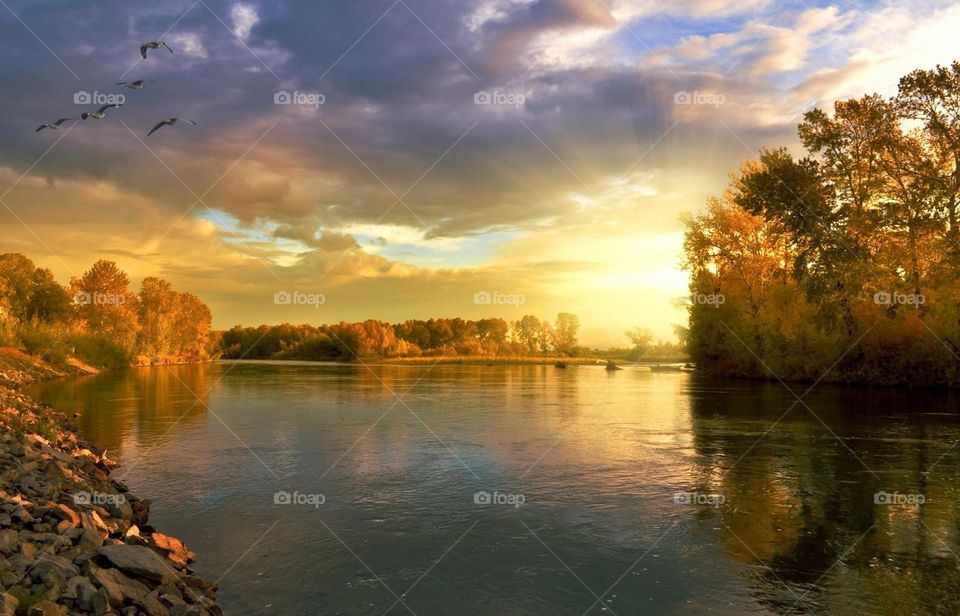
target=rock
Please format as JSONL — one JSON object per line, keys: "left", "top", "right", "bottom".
{"left": 20, "top": 461, "right": 40, "bottom": 473}
{"left": 26, "top": 600, "right": 67, "bottom": 616}
{"left": 79, "top": 509, "right": 109, "bottom": 533}
{"left": 148, "top": 532, "right": 196, "bottom": 567}
{"left": 91, "top": 565, "right": 149, "bottom": 604}
{"left": 90, "top": 587, "right": 111, "bottom": 614}
{"left": 76, "top": 528, "right": 105, "bottom": 553}
{"left": 19, "top": 541, "right": 37, "bottom": 559}
{"left": 13, "top": 505, "right": 34, "bottom": 523}
{"left": 160, "top": 591, "right": 186, "bottom": 608}
{"left": 77, "top": 579, "right": 99, "bottom": 611}
{"left": 97, "top": 545, "right": 179, "bottom": 583}
{"left": 0, "top": 529, "right": 17, "bottom": 554}
{"left": 62, "top": 575, "right": 87, "bottom": 599}
{"left": 106, "top": 497, "right": 133, "bottom": 522}
{"left": 24, "top": 434, "right": 50, "bottom": 448}
{"left": 31, "top": 555, "right": 80, "bottom": 584}
{"left": 0, "top": 592, "right": 18, "bottom": 616}
{"left": 50, "top": 503, "right": 79, "bottom": 530}
{"left": 131, "top": 499, "right": 151, "bottom": 526}
{"left": 102, "top": 515, "right": 132, "bottom": 537}
{"left": 139, "top": 589, "right": 169, "bottom": 616}
{"left": 0, "top": 364, "right": 221, "bottom": 616}
{"left": 181, "top": 575, "right": 217, "bottom": 595}
{"left": 22, "top": 532, "right": 70, "bottom": 552}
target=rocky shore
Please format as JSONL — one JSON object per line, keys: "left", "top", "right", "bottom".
{"left": 0, "top": 349, "right": 222, "bottom": 615}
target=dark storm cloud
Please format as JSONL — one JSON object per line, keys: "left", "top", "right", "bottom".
{"left": 0, "top": 0, "right": 704, "bottom": 241}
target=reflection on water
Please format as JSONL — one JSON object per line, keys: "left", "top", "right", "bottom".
{"left": 688, "top": 382, "right": 960, "bottom": 615}
{"left": 27, "top": 363, "right": 960, "bottom": 615}
{"left": 33, "top": 364, "right": 214, "bottom": 453}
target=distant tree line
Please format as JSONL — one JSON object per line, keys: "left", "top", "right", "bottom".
{"left": 0, "top": 253, "right": 214, "bottom": 367}
{"left": 220, "top": 313, "right": 585, "bottom": 360}
{"left": 683, "top": 62, "right": 960, "bottom": 385}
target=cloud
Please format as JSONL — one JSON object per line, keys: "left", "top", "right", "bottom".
{"left": 168, "top": 32, "right": 208, "bottom": 58}
{"left": 231, "top": 3, "right": 260, "bottom": 40}
{"left": 3, "top": 0, "right": 960, "bottom": 343}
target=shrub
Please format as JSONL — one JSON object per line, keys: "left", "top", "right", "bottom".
{"left": 68, "top": 333, "right": 131, "bottom": 369}
{"left": 15, "top": 321, "right": 70, "bottom": 366}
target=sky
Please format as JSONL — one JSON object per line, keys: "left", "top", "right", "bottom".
{"left": 1, "top": 0, "right": 959, "bottom": 346}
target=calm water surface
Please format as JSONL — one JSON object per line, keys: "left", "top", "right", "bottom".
{"left": 27, "top": 362, "right": 960, "bottom": 615}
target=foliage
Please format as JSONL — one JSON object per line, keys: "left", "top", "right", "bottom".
{"left": 682, "top": 62, "right": 960, "bottom": 385}
{"left": 0, "top": 253, "right": 213, "bottom": 368}
{"left": 220, "top": 314, "right": 581, "bottom": 360}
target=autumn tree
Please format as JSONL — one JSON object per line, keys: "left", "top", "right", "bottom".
{"left": 552, "top": 313, "right": 580, "bottom": 355}
{"left": 684, "top": 61, "right": 960, "bottom": 384}
{"left": 28, "top": 268, "right": 72, "bottom": 323}
{"left": 70, "top": 260, "right": 140, "bottom": 350}
{"left": 625, "top": 327, "right": 653, "bottom": 360}
{"left": 139, "top": 278, "right": 214, "bottom": 362}
{"left": 0, "top": 253, "right": 36, "bottom": 323}
{"left": 139, "top": 277, "right": 177, "bottom": 359}
{"left": 513, "top": 315, "right": 546, "bottom": 353}
{"left": 0, "top": 254, "right": 71, "bottom": 324}
{"left": 1, "top": 254, "right": 212, "bottom": 367}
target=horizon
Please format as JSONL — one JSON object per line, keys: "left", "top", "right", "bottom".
{"left": 3, "top": 0, "right": 960, "bottom": 347}
{"left": 5, "top": 3, "right": 960, "bottom": 614}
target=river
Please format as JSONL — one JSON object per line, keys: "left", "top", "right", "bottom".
{"left": 27, "top": 361, "right": 960, "bottom": 615}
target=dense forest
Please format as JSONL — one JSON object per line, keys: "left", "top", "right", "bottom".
{"left": 684, "top": 62, "right": 960, "bottom": 386}
{"left": 219, "top": 315, "right": 682, "bottom": 361}
{"left": 1, "top": 252, "right": 682, "bottom": 366}
{"left": 0, "top": 253, "right": 214, "bottom": 367}
{"left": 220, "top": 313, "right": 589, "bottom": 360}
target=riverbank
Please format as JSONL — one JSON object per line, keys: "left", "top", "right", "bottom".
{"left": 0, "top": 349, "right": 223, "bottom": 615}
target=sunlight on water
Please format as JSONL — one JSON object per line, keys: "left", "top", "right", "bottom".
{"left": 29, "top": 362, "right": 960, "bottom": 615}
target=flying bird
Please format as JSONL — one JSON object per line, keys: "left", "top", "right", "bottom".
{"left": 81, "top": 104, "right": 121, "bottom": 120}
{"left": 140, "top": 41, "right": 173, "bottom": 58}
{"left": 36, "top": 118, "right": 76, "bottom": 132}
{"left": 147, "top": 117, "right": 197, "bottom": 137}
{"left": 116, "top": 80, "right": 150, "bottom": 89}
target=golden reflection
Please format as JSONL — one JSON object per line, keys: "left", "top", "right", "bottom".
{"left": 28, "top": 364, "right": 212, "bottom": 452}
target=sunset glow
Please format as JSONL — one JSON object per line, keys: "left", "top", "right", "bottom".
{"left": 3, "top": 1, "right": 960, "bottom": 344}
